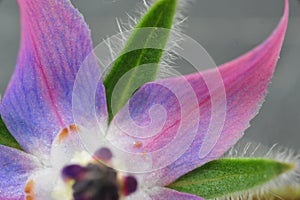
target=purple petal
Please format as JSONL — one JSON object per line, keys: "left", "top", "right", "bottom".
{"left": 0, "top": 145, "right": 40, "bottom": 199}
{"left": 109, "top": 0, "right": 288, "bottom": 185}
{"left": 0, "top": 0, "right": 107, "bottom": 160}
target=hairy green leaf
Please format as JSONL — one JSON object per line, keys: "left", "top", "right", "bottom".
{"left": 167, "top": 158, "right": 294, "bottom": 199}
{"left": 0, "top": 115, "right": 23, "bottom": 150}
{"left": 104, "top": 0, "right": 177, "bottom": 122}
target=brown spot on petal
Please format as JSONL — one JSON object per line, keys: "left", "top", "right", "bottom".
{"left": 142, "top": 151, "right": 147, "bottom": 159}
{"left": 58, "top": 128, "right": 69, "bottom": 144}
{"left": 24, "top": 179, "right": 34, "bottom": 194}
{"left": 69, "top": 124, "right": 79, "bottom": 132}
{"left": 57, "top": 125, "right": 79, "bottom": 144}
{"left": 26, "top": 196, "right": 35, "bottom": 200}
{"left": 133, "top": 141, "right": 143, "bottom": 149}
{"left": 24, "top": 179, "right": 35, "bottom": 200}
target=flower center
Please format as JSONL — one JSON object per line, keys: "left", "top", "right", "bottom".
{"left": 61, "top": 148, "right": 138, "bottom": 200}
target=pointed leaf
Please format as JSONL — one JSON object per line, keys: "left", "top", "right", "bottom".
{"left": 104, "top": 0, "right": 177, "bottom": 121}
{"left": 167, "top": 158, "right": 294, "bottom": 199}
{"left": 0, "top": 115, "right": 23, "bottom": 150}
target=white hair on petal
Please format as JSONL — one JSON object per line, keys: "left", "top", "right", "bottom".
{"left": 217, "top": 140, "right": 300, "bottom": 200}
{"left": 101, "top": 0, "right": 194, "bottom": 79}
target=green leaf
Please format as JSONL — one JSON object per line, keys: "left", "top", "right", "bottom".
{"left": 0, "top": 115, "right": 23, "bottom": 150}
{"left": 104, "top": 0, "right": 177, "bottom": 122}
{"left": 167, "top": 158, "right": 295, "bottom": 199}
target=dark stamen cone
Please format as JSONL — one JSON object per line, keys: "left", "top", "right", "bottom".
{"left": 61, "top": 148, "right": 138, "bottom": 200}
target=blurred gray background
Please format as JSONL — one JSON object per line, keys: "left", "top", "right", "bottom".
{"left": 0, "top": 0, "right": 299, "bottom": 149}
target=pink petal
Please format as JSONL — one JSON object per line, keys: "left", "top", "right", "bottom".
{"left": 0, "top": 145, "right": 41, "bottom": 199}
{"left": 108, "top": 0, "right": 289, "bottom": 185}
{"left": 0, "top": 0, "right": 107, "bottom": 160}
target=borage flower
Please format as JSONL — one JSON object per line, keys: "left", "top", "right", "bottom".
{"left": 0, "top": 0, "right": 289, "bottom": 199}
